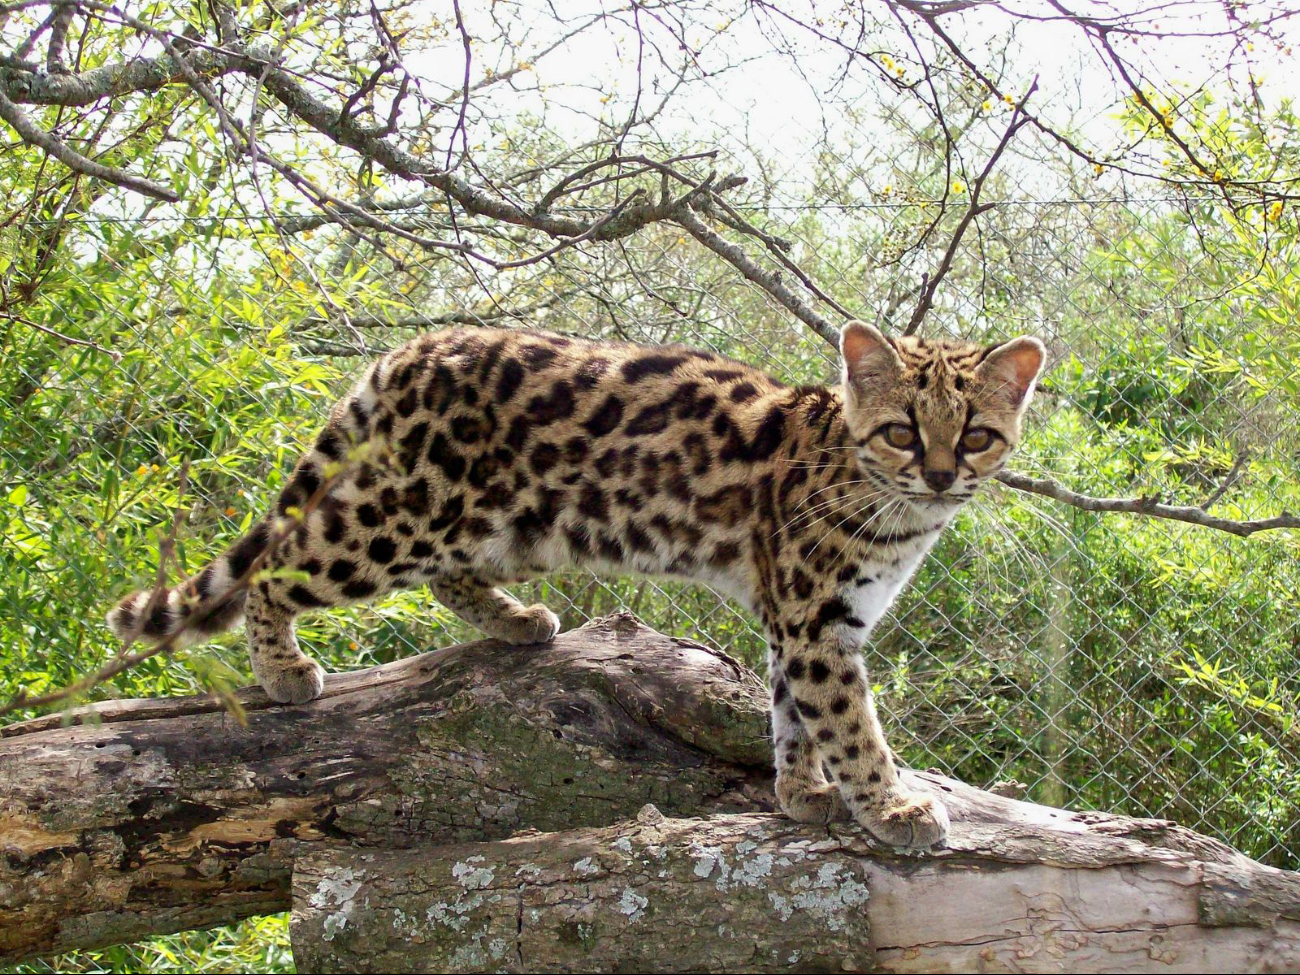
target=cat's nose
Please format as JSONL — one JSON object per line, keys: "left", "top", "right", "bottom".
{"left": 923, "top": 469, "right": 956, "bottom": 494}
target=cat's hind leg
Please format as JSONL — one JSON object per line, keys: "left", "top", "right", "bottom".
{"left": 429, "top": 574, "right": 560, "bottom": 645}
{"left": 246, "top": 588, "right": 325, "bottom": 704}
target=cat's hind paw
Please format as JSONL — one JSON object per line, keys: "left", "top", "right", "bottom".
{"left": 498, "top": 604, "right": 561, "bottom": 645}
{"left": 259, "top": 659, "right": 326, "bottom": 705}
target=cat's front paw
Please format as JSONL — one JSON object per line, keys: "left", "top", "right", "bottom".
{"left": 776, "top": 778, "right": 851, "bottom": 824}
{"left": 260, "top": 659, "right": 326, "bottom": 704}
{"left": 855, "top": 787, "right": 950, "bottom": 848}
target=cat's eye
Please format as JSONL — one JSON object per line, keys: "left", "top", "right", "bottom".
{"left": 883, "top": 423, "right": 918, "bottom": 449}
{"left": 961, "top": 428, "right": 994, "bottom": 452}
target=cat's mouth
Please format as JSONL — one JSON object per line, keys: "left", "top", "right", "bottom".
{"left": 905, "top": 492, "right": 967, "bottom": 513}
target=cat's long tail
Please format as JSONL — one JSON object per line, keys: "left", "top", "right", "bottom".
{"left": 106, "top": 518, "right": 273, "bottom": 648}
{"left": 106, "top": 356, "right": 380, "bottom": 648}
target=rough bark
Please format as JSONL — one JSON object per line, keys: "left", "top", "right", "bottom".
{"left": 291, "top": 803, "right": 1300, "bottom": 974}
{"left": 0, "top": 615, "right": 773, "bottom": 962}
{"left": 5, "top": 614, "right": 1299, "bottom": 972}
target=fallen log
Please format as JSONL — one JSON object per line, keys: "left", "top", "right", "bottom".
{"left": 292, "top": 803, "right": 1300, "bottom": 974}
{"left": 0, "top": 615, "right": 773, "bottom": 962}
{"left": 4, "top": 614, "right": 1299, "bottom": 973}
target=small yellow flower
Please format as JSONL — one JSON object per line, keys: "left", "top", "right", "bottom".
{"left": 981, "top": 100, "right": 992, "bottom": 111}
{"left": 881, "top": 54, "right": 894, "bottom": 69}
{"left": 136, "top": 464, "right": 149, "bottom": 477}
{"left": 951, "top": 180, "right": 965, "bottom": 193}
{"left": 882, "top": 184, "right": 892, "bottom": 195}
{"left": 225, "top": 506, "right": 237, "bottom": 516}
{"left": 349, "top": 641, "right": 359, "bottom": 651}
{"left": 1003, "top": 93, "right": 1015, "bottom": 105}
{"left": 1093, "top": 163, "right": 1104, "bottom": 176}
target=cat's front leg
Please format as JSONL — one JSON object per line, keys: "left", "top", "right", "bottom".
{"left": 771, "top": 618, "right": 949, "bottom": 848}
{"left": 769, "top": 649, "right": 850, "bottom": 824}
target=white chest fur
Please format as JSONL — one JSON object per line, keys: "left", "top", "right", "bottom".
{"left": 842, "top": 527, "right": 945, "bottom": 642}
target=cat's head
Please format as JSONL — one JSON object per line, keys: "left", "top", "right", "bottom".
{"left": 838, "top": 321, "right": 1045, "bottom": 513}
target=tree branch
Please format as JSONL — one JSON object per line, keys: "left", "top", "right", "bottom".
{"left": 0, "top": 88, "right": 180, "bottom": 201}
{"left": 996, "top": 470, "right": 1300, "bottom": 538}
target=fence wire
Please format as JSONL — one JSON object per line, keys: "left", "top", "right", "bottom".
{"left": 2, "top": 192, "right": 1297, "bottom": 872}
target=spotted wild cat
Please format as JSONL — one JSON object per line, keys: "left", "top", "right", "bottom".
{"left": 108, "top": 321, "right": 1045, "bottom": 848}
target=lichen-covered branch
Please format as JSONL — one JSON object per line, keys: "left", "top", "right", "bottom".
{"left": 292, "top": 800, "right": 1300, "bottom": 974}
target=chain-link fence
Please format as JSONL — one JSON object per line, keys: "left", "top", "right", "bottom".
{"left": 4, "top": 186, "right": 1297, "bottom": 872}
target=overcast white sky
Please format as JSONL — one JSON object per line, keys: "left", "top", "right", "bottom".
{"left": 403, "top": 1, "right": 1300, "bottom": 203}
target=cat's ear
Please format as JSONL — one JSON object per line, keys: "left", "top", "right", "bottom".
{"left": 840, "top": 320, "right": 902, "bottom": 390}
{"left": 975, "top": 336, "right": 1046, "bottom": 411}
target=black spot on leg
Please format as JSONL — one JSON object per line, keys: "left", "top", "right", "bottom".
{"left": 809, "top": 660, "right": 831, "bottom": 683}
{"left": 816, "top": 729, "right": 835, "bottom": 743}
{"left": 328, "top": 560, "right": 356, "bottom": 582}
{"left": 845, "top": 744, "right": 860, "bottom": 759}
{"left": 288, "top": 585, "right": 327, "bottom": 608}
{"left": 315, "top": 429, "right": 343, "bottom": 459}
{"left": 830, "top": 696, "right": 850, "bottom": 715}
{"left": 796, "top": 699, "right": 822, "bottom": 720}
{"left": 323, "top": 511, "right": 347, "bottom": 545}
{"left": 786, "top": 658, "right": 806, "bottom": 681}
{"left": 367, "top": 537, "right": 397, "bottom": 564}
{"left": 808, "top": 596, "right": 863, "bottom": 642}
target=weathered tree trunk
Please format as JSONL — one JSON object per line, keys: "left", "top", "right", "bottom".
{"left": 4, "top": 615, "right": 1299, "bottom": 973}
{"left": 292, "top": 802, "right": 1300, "bottom": 975}
{"left": 0, "top": 615, "right": 773, "bottom": 962}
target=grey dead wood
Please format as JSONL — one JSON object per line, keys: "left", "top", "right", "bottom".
{"left": 2, "top": 615, "right": 1298, "bottom": 972}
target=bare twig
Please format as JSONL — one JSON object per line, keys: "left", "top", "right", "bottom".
{"left": 903, "top": 78, "right": 1038, "bottom": 335}
{"left": 1, "top": 311, "right": 122, "bottom": 361}
{"left": 1202, "top": 451, "right": 1251, "bottom": 511}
